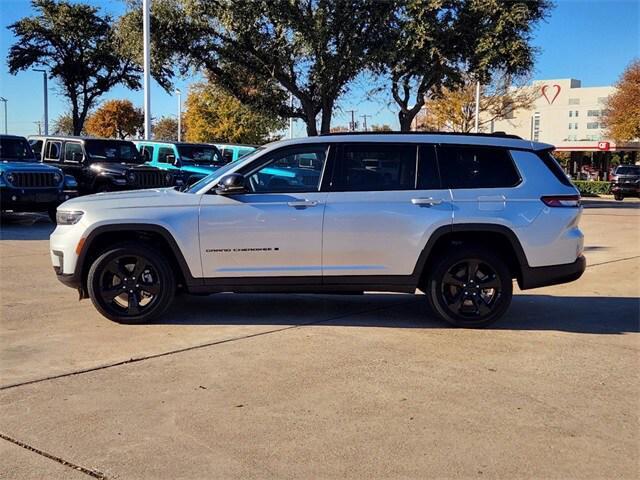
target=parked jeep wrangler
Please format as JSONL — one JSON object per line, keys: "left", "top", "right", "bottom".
{"left": 50, "top": 133, "right": 586, "bottom": 327}
{"left": 1, "top": 134, "right": 77, "bottom": 222}
{"left": 134, "top": 140, "right": 224, "bottom": 185}
{"left": 29, "top": 136, "right": 179, "bottom": 194}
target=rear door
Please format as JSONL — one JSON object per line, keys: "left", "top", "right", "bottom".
{"left": 322, "top": 143, "right": 453, "bottom": 279}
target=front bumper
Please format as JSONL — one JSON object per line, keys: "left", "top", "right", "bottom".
{"left": 518, "top": 255, "right": 586, "bottom": 290}
{"left": 1, "top": 187, "right": 78, "bottom": 212}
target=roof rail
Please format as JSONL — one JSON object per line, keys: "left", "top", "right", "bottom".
{"left": 319, "top": 131, "right": 523, "bottom": 140}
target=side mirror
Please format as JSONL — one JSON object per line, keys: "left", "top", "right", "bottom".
{"left": 215, "top": 173, "right": 246, "bottom": 195}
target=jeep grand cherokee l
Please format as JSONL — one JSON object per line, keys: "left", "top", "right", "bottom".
{"left": 49, "top": 133, "right": 585, "bottom": 327}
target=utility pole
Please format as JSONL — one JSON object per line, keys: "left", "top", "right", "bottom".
{"left": 346, "top": 109, "right": 357, "bottom": 131}
{"left": 474, "top": 81, "right": 481, "bottom": 133}
{"left": 34, "top": 121, "right": 42, "bottom": 135}
{"left": 175, "top": 88, "right": 182, "bottom": 142}
{"left": 0, "top": 97, "right": 7, "bottom": 134}
{"left": 360, "top": 114, "right": 372, "bottom": 132}
{"left": 33, "top": 69, "right": 48, "bottom": 134}
{"left": 288, "top": 93, "right": 294, "bottom": 139}
{"left": 142, "top": 0, "right": 151, "bottom": 140}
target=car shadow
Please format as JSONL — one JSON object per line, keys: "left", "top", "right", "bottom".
{"left": 160, "top": 293, "right": 639, "bottom": 334}
{"left": 0, "top": 213, "right": 55, "bottom": 241}
{"left": 582, "top": 199, "right": 640, "bottom": 209}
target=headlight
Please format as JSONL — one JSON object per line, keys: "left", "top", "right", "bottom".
{"left": 6, "top": 172, "right": 15, "bottom": 184}
{"left": 53, "top": 173, "right": 62, "bottom": 184}
{"left": 127, "top": 172, "right": 137, "bottom": 183}
{"left": 56, "top": 210, "right": 84, "bottom": 225}
{"left": 64, "top": 175, "right": 78, "bottom": 188}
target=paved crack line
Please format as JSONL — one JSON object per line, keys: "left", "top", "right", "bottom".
{"left": 0, "top": 432, "right": 107, "bottom": 479}
{"left": 0, "top": 299, "right": 420, "bottom": 391}
{"left": 586, "top": 255, "right": 640, "bottom": 268}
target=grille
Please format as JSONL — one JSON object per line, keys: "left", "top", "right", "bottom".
{"left": 9, "top": 172, "right": 59, "bottom": 188}
{"left": 135, "top": 170, "right": 172, "bottom": 188}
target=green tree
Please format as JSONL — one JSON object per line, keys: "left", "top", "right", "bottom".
{"left": 85, "top": 100, "right": 143, "bottom": 139}
{"left": 603, "top": 60, "right": 640, "bottom": 142}
{"left": 8, "top": 0, "right": 141, "bottom": 135}
{"left": 184, "top": 81, "right": 284, "bottom": 144}
{"left": 153, "top": 116, "right": 184, "bottom": 141}
{"left": 118, "top": 0, "right": 396, "bottom": 135}
{"left": 380, "top": 0, "right": 550, "bottom": 131}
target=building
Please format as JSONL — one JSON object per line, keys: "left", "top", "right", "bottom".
{"left": 491, "top": 78, "right": 639, "bottom": 179}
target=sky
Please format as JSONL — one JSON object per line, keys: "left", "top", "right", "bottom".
{"left": 0, "top": 0, "right": 639, "bottom": 138}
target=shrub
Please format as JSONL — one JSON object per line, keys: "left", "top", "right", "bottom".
{"left": 573, "top": 180, "right": 611, "bottom": 196}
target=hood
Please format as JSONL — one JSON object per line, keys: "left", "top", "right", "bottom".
{"left": 58, "top": 187, "right": 200, "bottom": 212}
{"left": 0, "top": 161, "right": 62, "bottom": 173}
{"left": 181, "top": 164, "right": 222, "bottom": 175}
{"left": 89, "top": 162, "right": 162, "bottom": 176}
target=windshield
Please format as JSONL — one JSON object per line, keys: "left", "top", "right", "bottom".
{"left": 615, "top": 165, "right": 640, "bottom": 175}
{"left": 85, "top": 140, "right": 143, "bottom": 164}
{"left": 0, "top": 137, "right": 37, "bottom": 162}
{"left": 185, "top": 147, "right": 265, "bottom": 193}
{"left": 177, "top": 145, "right": 222, "bottom": 165}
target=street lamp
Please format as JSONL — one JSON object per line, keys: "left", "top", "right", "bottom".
{"left": 175, "top": 88, "right": 182, "bottom": 142}
{"left": 142, "top": 0, "right": 151, "bottom": 140}
{"left": 33, "top": 69, "right": 48, "bottom": 135}
{"left": 0, "top": 97, "right": 7, "bottom": 134}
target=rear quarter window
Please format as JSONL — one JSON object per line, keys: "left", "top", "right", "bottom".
{"left": 437, "top": 145, "right": 520, "bottom": 189}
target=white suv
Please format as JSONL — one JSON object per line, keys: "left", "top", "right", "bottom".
{"left": 50, "top": 133, "right": 585, "bottom": 327}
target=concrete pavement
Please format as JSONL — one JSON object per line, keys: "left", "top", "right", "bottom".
{"left": 1, "top": 198, "right": 638, "bottom": 479}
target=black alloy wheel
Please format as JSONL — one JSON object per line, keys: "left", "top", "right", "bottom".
{"left": 88, "top": 244, "right": 175, "bottom": 323}
{"left": 426, "top": 247, "right": 512, "bottom": 328}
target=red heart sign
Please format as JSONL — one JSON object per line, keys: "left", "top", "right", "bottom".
{"left": 541, "top": 84, "right": 561, "bottom": 104}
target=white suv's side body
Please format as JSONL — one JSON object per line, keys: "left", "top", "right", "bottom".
{"left": 50, "top": 133, "right": 585, "bottom": 327}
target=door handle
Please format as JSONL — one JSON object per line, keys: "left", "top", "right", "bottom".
{"left": 287, "top": 200, "right": 318, "bottom": 208}
{"left": 411, "top": 197, "right": 443, "bottom": 206}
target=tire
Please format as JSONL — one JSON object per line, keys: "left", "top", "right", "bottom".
{"left": 614, "top": 193, "right": 624, "bottom": 201}
{"left": 48, "top": 207, "right": 57, "bottom": 224}
{"left": 424, "top": 247, "right": 513, "bottom": 328}
{"left": 87, "top": 243, "right": 175, "bottom": 324}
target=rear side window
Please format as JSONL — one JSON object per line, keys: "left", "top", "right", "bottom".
{"left": 45, "top": 141, "right": 61, "bottom": 161}
{"left": 437, "top": 146, "right": 520, "bottom": 189}
{"left": 140, "top": 145, "right": 154, "bottom": 161}
{"left": 64, "top": 142, "right": 83, "bottom": 162}
{"left": 537, "top": 151, "right": 573, "bottom": 187}
{"left": 221, "top": 148, "right": 234, "bottom": 163}
{"left": 417, "top": 145, "right": 441, "bottom": 189}
{"left": 332, "top": 143, "right": 416, "bottom": 191}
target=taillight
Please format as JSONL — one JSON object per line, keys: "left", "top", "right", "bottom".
{"left": 541, "top": 195, "right": 581, "bottom": 208}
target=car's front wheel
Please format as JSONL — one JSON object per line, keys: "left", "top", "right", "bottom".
{"left": 425, "top": 247, "right": 513, "bottom": 328}
{"left": 87, "top": 244, "right": 175, "bottom": 323}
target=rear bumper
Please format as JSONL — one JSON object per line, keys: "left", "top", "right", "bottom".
{"left": 518, "top": 255, "right": 586, "bottom": 290}
{"left": 611, "top": 183, "right": 639, "bottom": 195}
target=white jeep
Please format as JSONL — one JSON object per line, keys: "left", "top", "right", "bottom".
{"left": 50, "top": 133, "right": 585, "bottom": 327}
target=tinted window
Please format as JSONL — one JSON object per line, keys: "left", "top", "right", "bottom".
{"left": 85, "top": 140, "right": 141, "bottom": 163}
{"left": 417, "top": 145, "right": 441, "bottom": 189}
{"left": 140, "top": 145, "right": 154, "bottom": 161}
{"left": 64, "top": 142, "right": 83, "bottom": 162}
{"left": 157, "top": 147, "right": 174, "bottom": 163}
{"left": 333, "top": 144, "right": 416, "bottom": 191}
{"left": 537, "top": 151, "right": 573, "bottom": 187}
{"left": 437, "top": 146, "right": 520, "bottom": 189}
{"left": 30, "top": 140, "right": 43, "bottom": 157}
{"left": 616, "top": 166, "right": 640, "bottom": 175}
{"left": 45, "top": 141, "right": 61, "bottom": 161}
{"left": 221, "top": 148, "right": 234, "bottom": 163}
{"left": 177, "top": 145, "right": 221, "bottom": 164}
{"left": 245, "top": 146, "right": 327, "bottom": 193}
{"left": 0, "top": 137, "right": 36, "bottom": 161}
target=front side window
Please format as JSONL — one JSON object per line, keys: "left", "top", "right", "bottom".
{"left": 64, "top": 142, "right": 83, "bottom": 162}
{"left": 45, "top": 141, "right": 61, "bottom": 161}
{"left": 437, "top": 146, "right": 520, "bottom": 189}
{"left": 332, "top": 143, "right": 416, "bottom": 191}
{"left": 0, "top": 137, "right": 37, "bottom": 161}
{"left": 29, "top": 140, "right": 43, "bottom": 157}
{"left": 157, "top": 147, "right": 174, "bottom": 164}
{"left": 245, "top": 146, "right": 327, "bottom": 193}
{"left": 417, "top": 145, "right": 441, "bottom": 189}
{"left": 140, "top": 145, "right": 154, "bottom": 161}
{"left": 220, "top": 148, "right": 234, "bottom": 163}
{"left": 177, "top": 145, "right": 221, "bottom": 165}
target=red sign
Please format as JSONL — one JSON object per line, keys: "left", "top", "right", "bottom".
{"left": 597, "top": 141, "right": 610, "bottom": 151}
{"left": 541, "top": 84, "right": 561, "bottom": 104}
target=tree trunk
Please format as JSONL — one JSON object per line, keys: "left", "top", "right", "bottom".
{"left": 71, "top": 102, "right": 82, "bottom": 136}
{"left": 398, "top": 111, "right": 414, "bottom": 132}
{"left": 319, "top": 98, "right": 334, "bottom": 134}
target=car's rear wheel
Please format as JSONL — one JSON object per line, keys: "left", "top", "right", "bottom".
{"left": 614, "top": 192, "right": 624, "bottom": 201}
{"left": 425, "top": 247, "right": 512, "bottom": 328}
{"left": 87, "top": 244, "right": 175, "bottom": 323}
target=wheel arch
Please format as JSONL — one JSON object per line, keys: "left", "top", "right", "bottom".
{"left": 413, "top": 223, "right": 529, "bottom": 288}
{"left": 76, "top": 223, "right": 198, "bottom": 298}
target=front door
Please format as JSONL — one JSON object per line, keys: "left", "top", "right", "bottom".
{"left": 198, "top": 144, "right": 329, "bottom": 280}
{"left": 322, "top": 143, "right": 453, "bottom": 278}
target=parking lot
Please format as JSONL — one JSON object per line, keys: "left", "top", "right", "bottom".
{"left": 0, "top": 198, "right": 638, "bottom": 479}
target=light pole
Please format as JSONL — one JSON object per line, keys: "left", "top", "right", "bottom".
{"left": 175, "top": 88, "right": 182, "bottom": 142}
{"left": 0, "top": 97, "right": 7, "bottom": 134}
{"left": 33, "top": 69, "right": 48, "bottom": 134}
{"left": 142, "top": 0, "right": 151, "bottom": 140}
